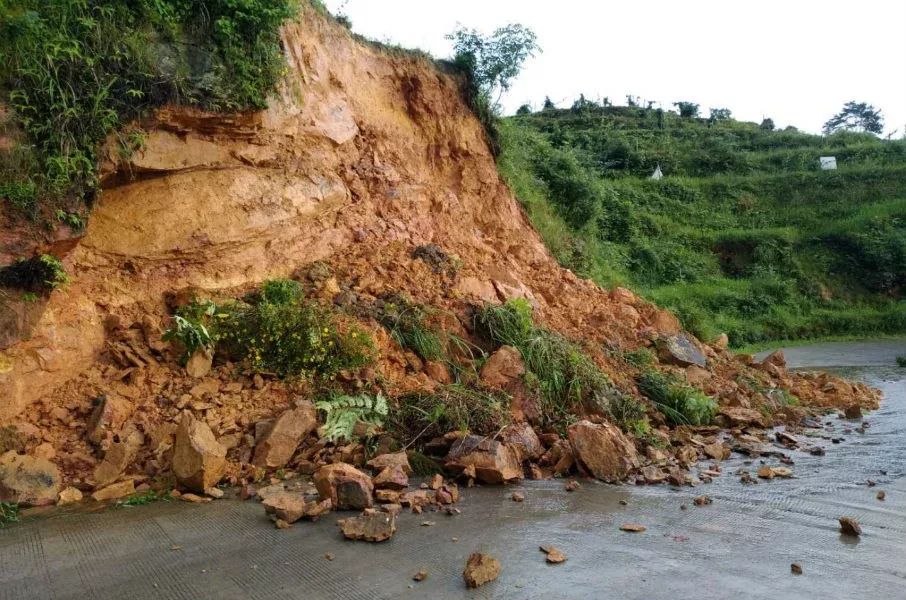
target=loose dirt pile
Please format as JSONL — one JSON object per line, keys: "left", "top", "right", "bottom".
{"left": 0, "top": 5, "right": 880, "bottom": 513}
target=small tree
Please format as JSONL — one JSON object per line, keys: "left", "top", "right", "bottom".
{"left": 516, "top": 103, "right": 532, "bottom": 115}
{"left": 673, "top": 101, "right": 700, "bottom": 118}
{"left": 446, "top": 24, "right": 540, "bottom": 105}
{"left": 542, "top": 96, "right": 556, "bottom": 111}
{"left": 823, "top": 101, "right": 884, "bottom": 135}
{"left": 709, "top": 107, "right": 732, "bottom": 121}
{"left": 759, "top": 118, "right": 775, "bottom": 131}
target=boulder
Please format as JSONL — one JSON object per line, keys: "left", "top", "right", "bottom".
{"left": 703, "top": 442, "right": 731, "bottom": 461}
{"left": 479, "top": 346, "right": 525, "bottom": 389}
{"left": 92, "top": 428, "right": 144, "bottom": 486}
{"left": 172, "top": 412, "right": 226, "bottom": 492}
{"left": 313, "top": 463, "right": 373, "bottom": 510}
{"left": 658, "top": 333, "right": 707, "bottom": 368}
{"left": 463, "top": 553, "right": 501, "bottom": 588}
{"left": 372, "top": 466, "right": 408, "bottom": 491}
{"left": 0, "top": 451, "right": 61, "bottom": 506}
{"left": 366, "top": 451, "right": 412, "bottom": 475}
{"left": 340, "top": 509, "right": 396, "bottom": 542}
{"left": 262, "top": 491, "right": 331, "bottom": 524}
{"left": 567, "top": 420, "right": 639, "bottom": 483}
{"left": 538, "top": 439, "right": 574, "bottom": 476}
{"left": 91, "top": 479, "right": 135, "bottom": 502}
{"left": 57, "top": 486, "right": 83, "bottom": 506}
{"left": 252, "top": 401, "right": 318, "bottom": 468}
{"left": 445, "top": 435, "right": 523, "bottom": 484}
{"left": 715, "top": 407, "right": 770, "bottom": 429}
{"left": 759, "top": 350, "right": 786, "bottom": 371}
{"left": 498, "top": 422, "right": 543, "bottom": 460}
{"left": 185, "top": 348, "right": 213, "bottom": 379}
{"left": 86, "top": 394, "right": 132, "bottom": 445}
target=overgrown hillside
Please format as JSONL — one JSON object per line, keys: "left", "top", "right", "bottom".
{"left": 499, "top": 104, "right": 906, "bottom": 347}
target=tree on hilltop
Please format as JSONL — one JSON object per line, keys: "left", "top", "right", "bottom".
{"left": 823, "top": 101, "right": 884, "bottom": 135}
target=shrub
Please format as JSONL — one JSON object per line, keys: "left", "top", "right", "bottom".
{"left": 476, "top": 299, "right": 620, "bottom": 425}
{"left": 375, "top": 295, "right": 444, "bottom": 362}
{"left": 636, "top": 370, "right": 717, "bottom": 426}
{"left": 0, "top": 254, "right": 68, "bottom": 293}
{"left": 316, "top": 392, "right": 388, "bottom": 443}
{"left": 897, "top": 356, "right": 906, "bottom": 368}
{"left": 166, "top": 279, "right": 374, "bottom": 380}
{"left": 390, "top": 385, "right": 510, "bottom": 447}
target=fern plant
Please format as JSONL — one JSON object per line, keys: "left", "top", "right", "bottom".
{"left": 315, "top": 392, "right": 388, "bottom": 443}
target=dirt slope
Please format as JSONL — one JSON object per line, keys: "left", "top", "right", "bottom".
{"left": 0, "top": 6, "right": 877, "bottom": 488}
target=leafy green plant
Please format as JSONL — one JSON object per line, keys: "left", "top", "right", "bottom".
{"left": 375, "top": 295, "right": 444, "bottom": 362}
{"left": 476, "top": 299, "right": 618, "bottom": 425}
{"left": 316, "top": 392, "right": 388, "bottom": 443}
{"left": 163, "top": 311, "right": 214, "bottom": 363}
{"left": 390, "top": 385, "right": 510, "bottom": 447}
{"left": 897, "top": 356, "right": 906, "bottom": 367}
{"left": 260, "top": 278, "right": 303, "bottom": 305}
{"left": 0, "top": 254, "right": 68, "bottom": 293}
{"left": 636, "top": 370, "right": 717, "bottom": 426}
{"left": 117, "top": 489, "right": 171, "bottom": 507}
{"left": 0, "top": 501, "right": 20, "bottom": 527}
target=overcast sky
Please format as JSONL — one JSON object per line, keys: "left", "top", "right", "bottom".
{"left": 325, "top": 0, "right": 906, "bottom": 136}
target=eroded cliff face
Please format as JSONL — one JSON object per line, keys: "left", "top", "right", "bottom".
{"left": 0, "top": 6, "right": 876, "bottom": 435}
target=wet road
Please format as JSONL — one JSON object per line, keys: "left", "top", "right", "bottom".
{"left": 2, "top": 341, "right": 905, "bottom": 599}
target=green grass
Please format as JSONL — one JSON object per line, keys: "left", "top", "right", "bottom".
{"left": 636, "top": 370, "right": 717, "bottom": 426}
{"left": 0, "top": 501, "right": 20, "bottom": 526}
{"left": 499, "top": 105, "right": 906, "bottom": 347}
{"left": 116, "top": 489, "right": 171, "bottom": 507}
{"left": 389, "top": 385, "right": 510, "bottom": 447}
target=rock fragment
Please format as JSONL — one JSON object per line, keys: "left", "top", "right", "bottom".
{"left": 511, "top": 491, "right": 525, "bottom": 502}
{"left": 693, "top": 495, "right": 712, "bottom": 506}
{"left": 340, "top": 509, "right": 396, "bottom": 542}
{"left": 877, "top": 490, "right": 886, "bottom": 501}
{"left": 0, "top": 451, "right": 61, "bottom": 506}
{"left": 314, "top": 463, "right": 373, "bottom": 510}
{"left": 172, "top": 412, "right": 226, "bottom": 492}
{"left": 839, "top": 517, "right": 861, "bottom": 537}
{"left": 463, "top": 552, "right": 501, "bottom": 588}
{"left": 445, "top": 435, "right": 522, "bottom": 484}
{"left": 567, "top": 420, "right": 639, "bottom": 483}
{"left": 791, "top": 563, "right": 803, "bottom": 575}
{"left": 252, "top": 401, "right": 317, "bottom": 469}
{"left": 540, "top": 546, "right": 567, "bottom": 564}
{"left": 91, "top": 480, "right": 135, "bottom": 502}
{"left": 57, "top": 486, "right": 83, "bottom": 506}
{"left": 620, "top": 523, "right": 646, "bottom": 533}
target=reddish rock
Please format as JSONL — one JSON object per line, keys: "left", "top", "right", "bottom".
{"left": 252, "top": 401, "right": 317, "bottom": 469}
{"left": 93, "top": 429, "right": 144, "bottom": 486}
{"left": 839, "top": 517, "right": 861, "bottom": 536}
{"left": 340, "top": 509, "right": 396, "bottom": 542}
{"left": 57, "top": 486, "right": 83, "bottom": 506}
{"left": 463, "top": 553, "right": 501, "bottom": 588}
{"left": 445, "top": 435, "right": 523, "bottom": 484}
{"left": 366, "top": 451, "right": 413, "bottom": 475}
{"left": 262, "top": 491, "right": 331, "bottom": 523}
{"left": 499, "top": 422, "right": 543, "bottom": 460}
{"left": 91, "top": 479, "right": 135, "bottom": 502}
{"left": 424, "top": 360, "right": 452, "bottom": 384}
{"left": 313, "top": 463, "right": 373, "bottom": 510}
{"left": 172, "top": 412, "right": 226, "bottom": 493}
{"left": 86, "top": 394, "right": 132, "bottom": 445}
{"left": 716, "top": 407, "right": 770, "bottom": 429}
{"left": 185, "top": 348, "right": 213, "bottom": 379}
{"left": 373, "top": 465, "right": 409, "bottom": 491}
{"left": 674, "top": 445, "right": 699, "bottom": 467}
{"left": 540, "top": 545, "right": 567, "bottom": 564}
{"left": 0, "top": 451, "right": 61, "bottom": 506}
{"left": 511, "top": 491, "right": 525, "bottom": 502}
{"left": 428, "top": 473, "right": 444, "bottom": 490}
{"left": 640, "top": 465, "right": 666, "bottom": 484}
{"left": 843, "top": 405, "right": 863, "bottom": 420}
{"left": 567, "top": 420, "right": 639, "bottom": 483}
{"left": 375, "top": 489, "right": 401, "bottom": 503}
{"left": 539, "top": 439, "right": 574, "bottom": 475}
{"left": 479, "top": 346, "right": 525, "bottom": 388}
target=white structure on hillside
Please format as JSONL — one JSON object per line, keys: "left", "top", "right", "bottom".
{"left": 650, "top": 164, "right": 664, "bottom": 180}
{"left": 819, "top": 156, "right": 837, "bottom": 170}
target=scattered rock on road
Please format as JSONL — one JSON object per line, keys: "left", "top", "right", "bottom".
{"left": 463, "top": 552, "right": 501, "bottom": 588}
{"left": 791, "top": 563, "right": 803, "bottom": 575}
{"left": 693, "top": 495, "right": 712, "bottom": 506}
{"left": 877, "top": 490, "right": 886, "bottom": 501}
{"left": 340, "top": 509, "right": 396, "bottom": 542}
{"left": 540, "top": 545, "right": 567, "bottom": 563}
{"left": 839, "top": 517, "right": 861, "bottom": 537}
{"left": 0, "top": 451, "right": 61, "bottom": 506}
{"left": 413, "top": 570, "right": 428, "bottom": 582}
{"left": 511, "top": 491, "right": 524, "bottom": 502}
{"left": 620, "top": 523, "right": 647, "bottom": 533}
{"left": 172, "top": 412, "right": 226, "bottom": 493}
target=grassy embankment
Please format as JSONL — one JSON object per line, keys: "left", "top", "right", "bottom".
{"left": 498, "top": 104, "right": 906, "bottom": 347}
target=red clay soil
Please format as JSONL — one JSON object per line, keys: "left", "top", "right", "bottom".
{"left": 0, "top": 5, "right": 879, "bottom": 490}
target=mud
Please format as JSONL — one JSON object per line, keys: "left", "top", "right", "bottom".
{"left": 2, "top": 341, "right": 903, "bottom": 599}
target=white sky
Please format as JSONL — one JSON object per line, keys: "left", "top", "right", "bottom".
{"left": 325, "top": 0, "right": 906, "bottom": 136}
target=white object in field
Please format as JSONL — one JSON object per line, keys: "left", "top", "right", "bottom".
{"left": 819, "top": 156, "right": 837, "bottom": 170}
{"left": 650, "top": 164, "right": 664, "bottom": 180}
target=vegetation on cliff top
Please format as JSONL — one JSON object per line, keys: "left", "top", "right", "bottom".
{"left": 0, "top": 0, "right": 298, "bottom": 221}
{"left": 499, "top": 102, "right": 906, "bottom": 346}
